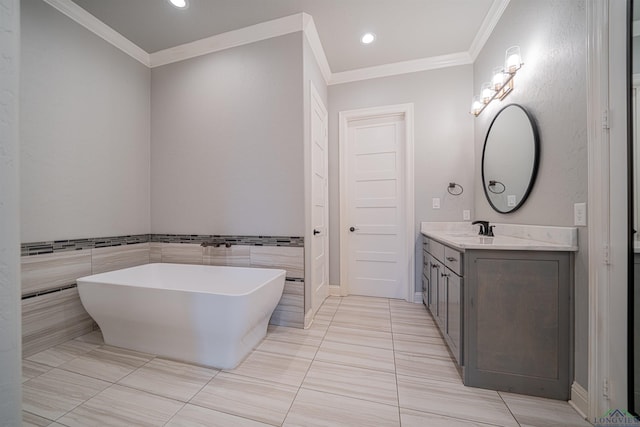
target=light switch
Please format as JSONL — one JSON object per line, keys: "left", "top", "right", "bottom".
{"left": 574, "top": 202, "right": 587, "bottom": 226}
{"left": 432, "top": 198, "right": 440, "bottom": 209}
{"left": 463, "top": 210, "right": 471, "bottom": 220}
{"left": 507, "top": 195, "right": 517, "bottom": 207}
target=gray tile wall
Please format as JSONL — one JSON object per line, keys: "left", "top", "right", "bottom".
{"left": 21, "top": 234, "right": 306, "bottom": 356}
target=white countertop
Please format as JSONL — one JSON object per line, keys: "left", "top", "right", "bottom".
{"left": 420, "top": 222, "right": 578, "bottom": 252}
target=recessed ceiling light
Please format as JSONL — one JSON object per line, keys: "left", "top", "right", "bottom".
{"left": 361, "top": 33, "right": 376, "bottom": 45}
{"left": 169, "top": 0, "right": 188, "bottom": 9}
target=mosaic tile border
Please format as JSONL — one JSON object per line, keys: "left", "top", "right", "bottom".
{"left": 22, "top": 234, "right": 304, "bottom": 256}
{"left": 150, "top": 234, "right": 304, "bottom": 247}
{"left": 21, "top": 234, "right": 151, "bottom": 256}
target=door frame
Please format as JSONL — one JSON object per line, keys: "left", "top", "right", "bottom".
{"left": 585, "top": 0, "right": 629, "bottom": 418}
{"left": 305, "top": 80, "right": 329, "bottom": 327}
{"left": 338, "top": 103, "right": 415, "bottom": 301}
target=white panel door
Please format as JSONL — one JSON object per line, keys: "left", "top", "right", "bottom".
{"left": 310, "top": 85, "right": 329, "bottom": 314}
{"left": 345, "top": 114, "right": 406, "bottom": 299}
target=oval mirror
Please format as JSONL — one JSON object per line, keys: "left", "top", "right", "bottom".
{"left": 481, "top": 104, "right": 540, "bottom": 213}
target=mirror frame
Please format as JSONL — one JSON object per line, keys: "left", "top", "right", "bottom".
{"left": 481, "top": 103, "right": 540, "bottom": 214}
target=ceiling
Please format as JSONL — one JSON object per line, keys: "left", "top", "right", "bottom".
{"left": 70, "top": 0, "right": 498, "bottom": 73}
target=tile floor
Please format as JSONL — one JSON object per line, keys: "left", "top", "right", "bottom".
{"left": 22, "top": 296, "right": 592, "bottom": 426}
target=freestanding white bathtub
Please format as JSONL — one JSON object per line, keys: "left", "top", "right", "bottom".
{"left": 77, "top": 263, "right": 286, "bottom": 369}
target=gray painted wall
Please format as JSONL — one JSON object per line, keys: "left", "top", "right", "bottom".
{"left": 20, "top": 0, "right": 151, "bottom": 243}
{"left": 328, "top": 66, "right": 475, "bottom": 290}
{"left": 151, "top": 33, "right": 305, "bottom": 236}
{"left": 0, "top": 0, "right": 21, "bottom": 424}
{"left": 472, "top": 0, "right": 588, "bottom": 389}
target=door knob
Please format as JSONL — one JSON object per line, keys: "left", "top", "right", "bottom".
{"left": 313, "top": 229, "right": 321, "bottom": 235}
{"left": 349, "top": 226, "right": 359, "bottom": 232}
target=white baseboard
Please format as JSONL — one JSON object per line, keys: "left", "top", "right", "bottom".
{"left": 569, "top": 381, "right": 589, "bottom": 420}
{"left": 413, "top": 292, "right": 423, "bottom": 303}
{"left": 303, "top": 309, "right": 314, "bottom": 329}
{"left": 329, "top": 285, "right": 342, "bottom": 296}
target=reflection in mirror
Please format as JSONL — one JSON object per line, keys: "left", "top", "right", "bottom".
{"left": 481, "top": 104, "right": 539, "bottom": 213}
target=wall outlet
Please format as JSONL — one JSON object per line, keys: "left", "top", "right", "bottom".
{"left": 432, "top": 198, "right": 440, "bottom": 209}
{"left": 463, "top": 210, "right": 470, "bottom": 220}
{"left": 574, "top": 202, "right": 587, "bottom": 226}
{"left": 507, "top": 195, "right": 517, "bottom": 207}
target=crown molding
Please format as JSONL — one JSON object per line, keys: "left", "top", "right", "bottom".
{"left": 150, "top": 13, "right": 306, "bottom": 68}
{"left": 302, "top": 13, "right": 332, "bottom": 83}
{"left": 468, "top": 0, "right": 510, "bottom": 61}
{"left": 329, "top": 52, "right": 472, "bottom": 86}
{"left": 41, "top": 0, "right": 150, "bottom": 67}
{"left": 41, "top": 1, "right": 505, "bottom": 85}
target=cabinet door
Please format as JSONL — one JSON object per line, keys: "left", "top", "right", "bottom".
{"left": 428, "top": 255, "right": 439, "bottom": 316}
{"left": 446, "top": 271, "right": 462, "bottom": 364}
{"left": 437, "top": 262, "right": 447, "bottom": 329}
{"left": 464, "top": 250, "right": 571, "bottom": 400}
{"left": 422, "top": 251, "right": 430, "bottom": 305}
{"left": 422, "top": 273, "right": 429, "bottom": 306}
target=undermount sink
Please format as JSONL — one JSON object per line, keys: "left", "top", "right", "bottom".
{"left": 476, "top": 236, "right": 495, "bottom": 244}
{"left": 445, "top": 232, "right": 478, "bottom": 237}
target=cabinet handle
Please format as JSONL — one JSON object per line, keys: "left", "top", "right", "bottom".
{"left": 441, "top": 272, "right": 449, "bottom": 277}
{"left": 446, "top": 256, "right": 457, "bottom": 262}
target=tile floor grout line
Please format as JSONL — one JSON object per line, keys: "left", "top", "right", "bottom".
{"left": 23, "top": 298, "right": 589, "bottom": 427}
{"left": 114, "top": 354, "right": 158, "bottom": 386}
{"left": 52, "top": 381, "right": 118, "bottom": 426}
{"left": 280, "top": 296, "right": 342, "bottom": 426}
{"left": 184, "top": 366, "right": 286, "bottom": 426}
{"left": 161, "top": 401, "right": 189, "bottom": 427}
{"left": 22, "top": 409, "right": 56, "bottom": 426}
{"left": 388, "top": 298, "right": 404, "bottom": 426}
{"left": 497, "top": 390, "right": 524, "bottom": 427}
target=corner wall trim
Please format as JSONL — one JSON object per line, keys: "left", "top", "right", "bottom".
{"left": 42, "top": 1, "right": 509, "bottom": 84}
{"left": 41, "top": 0, "right": 150, "bottom": 66}
{"left": 150, "top": 13, "right": 306, "bottom": 68}
{"left": 468, "top": 0, "right": 511, "bottom": 61}
{"left": 413, "top": 292, "right": 423, "bottom": 304}
{"left": 569, "top": 381, "right": 589, "bottom": 420}
{"left": 302, "top": 13, "right": 332, "bottom": 83}
{"left": 329, "top": 52, "right": 472, "bottom": 86}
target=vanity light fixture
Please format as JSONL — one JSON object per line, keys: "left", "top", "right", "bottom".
{"left": 169, "top": 0, "right": 188, "bottom": 9}
{"left": 470, "top": 46, "right": 523, "bottom": 117}
{"left": 361, "top": 33, "right": 376, "bottom": 44}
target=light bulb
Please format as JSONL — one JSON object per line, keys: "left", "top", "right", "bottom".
{"left": 169, "top": 0, "right": 188, "bottom": 9}
{"left": 492, "top": 67, "right": 505, "bottom": 90}
{"left": 481, "top": 82, "right": 494, "bottom": 103}
{"left": 471, "top": 96, "right": 483, "bottom": 115}
{"left": 361, "top": 33, "right": 376, "bottom": 44}
{"left": 505, "top": 46, "right": 522, "bottom": 73}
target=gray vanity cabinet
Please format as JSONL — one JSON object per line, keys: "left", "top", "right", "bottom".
{"left": 422, "top": 236, "right": 463, "bottom": 365}
{"left": 463, "top": 250, "right": 572, "bottom": 400}
{"left": 422, "top": 233, "right": 573, "bottom": 400}
{"left": 444, "top": 271, "right": 462, "bottom": 362}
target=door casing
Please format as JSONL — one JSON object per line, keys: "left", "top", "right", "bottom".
{"left": 338, "top": 103, "right": 415, "bottom": 301}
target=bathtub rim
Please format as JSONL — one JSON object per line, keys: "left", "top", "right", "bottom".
{"left": 77, "top": 263, "right": 287, "bottom": 297}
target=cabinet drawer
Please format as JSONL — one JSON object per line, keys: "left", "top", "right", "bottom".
{"left": 444, "top": 246, "right": 463, "bottom": 276}
{"left": 428, "top": 239, "right": 445, "bottom": 262}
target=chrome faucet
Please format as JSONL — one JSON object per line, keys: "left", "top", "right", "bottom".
{"left": 472, "top": 220, "right": 494, "bottom": 237}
